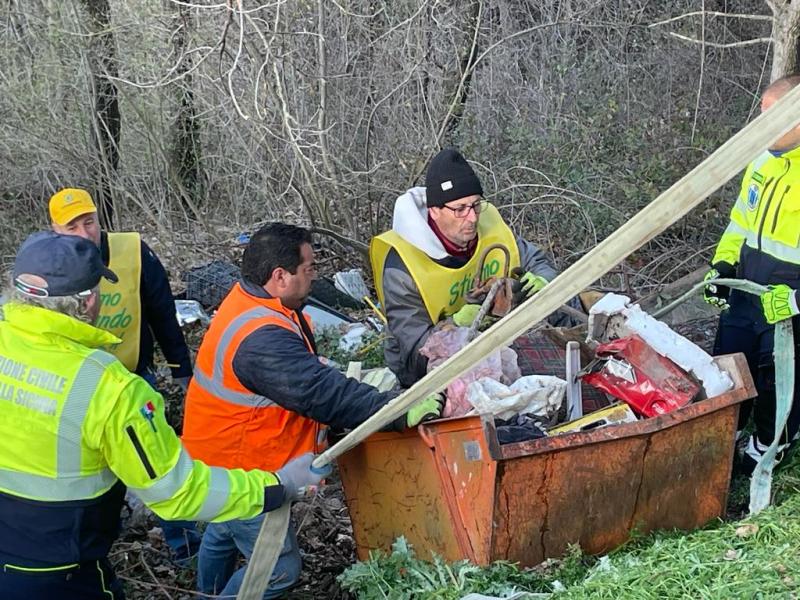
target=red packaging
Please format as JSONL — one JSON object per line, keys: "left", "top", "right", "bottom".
{"left": 582, "top": 335, "right": 700, "bottom": 417}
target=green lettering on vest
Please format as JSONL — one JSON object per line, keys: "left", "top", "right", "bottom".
{"left": 98, "top": 309, "right": 132, "bottom": 331}
{"left": 100, "top": 292, "right": 122, "bottom": 307}
{"left": 108, "top": 308, "right": 132, "bottom": 329}
{"left": 479, "top": 259, "right": 501, "bottom": 282}
{"left": 461, "top": 274, "right": 472, "bottom": 299}
{"left": 448, "top": 281, "right": 461, "bottom": 306}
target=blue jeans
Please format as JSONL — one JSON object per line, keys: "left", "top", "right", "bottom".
{"left": 197, "top": 515, "right": 301, "bottom": 599}
{"left": 140, "top": 369, "right": 202, "bottom": 563}
{"left": 161, "top": 519, "right": 202, "bottom": 563}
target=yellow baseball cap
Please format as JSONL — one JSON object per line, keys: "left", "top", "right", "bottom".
{"left": 49, "top": 188, "right": 97, "bottom": 226}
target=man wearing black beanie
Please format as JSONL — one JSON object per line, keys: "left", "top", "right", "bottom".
{"left": 370, "top": 148, "right": 558, "bottom": 387}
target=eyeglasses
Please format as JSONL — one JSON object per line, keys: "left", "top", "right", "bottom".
{"left": 441, "top": 200, "right": 485, "bottom": 218}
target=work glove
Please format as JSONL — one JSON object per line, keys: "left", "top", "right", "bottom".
{"left": 452, "top": 303, "right": 482, "bottom": 327}
{"left": 173, "top": 376, "right": 191, "bottom": 393}
{"left": 276, "top": 452, "right": 332, "bottom": 503}
{"left": 761, "top": 284, "right": 800, "bottom": 324}
{"left": 406, "top": 393, "right": 445, "bottom": 427}
{"left": 511, "top": 267, "right": 548, "bottom": 298}
{"left": 703, "top": 262, "right": 736, "bottom": 310}
{"left": 520, "top": 273, "right": 548, "bottom": 297}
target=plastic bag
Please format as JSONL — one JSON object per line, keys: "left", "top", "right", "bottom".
{"left": 582, "top": 335, "right": 699, "bottom": 417}
{"left": 175, "top": 300, "right": 210, "bottom": 326}
{"left": 420, "top": 323, "right": 521, "bottom": 418}
{"left": 466, "top": 375, "right": 566, "bottom": 421}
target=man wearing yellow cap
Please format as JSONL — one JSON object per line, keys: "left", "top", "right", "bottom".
{"left": 49, "top": 188, "right": 192, "bottom": 386}
{"left": 49, "top": 188, "right": 200, "bottom": 563}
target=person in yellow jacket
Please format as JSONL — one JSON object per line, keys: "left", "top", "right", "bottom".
{"left": 370, "top": 148, "right": 560, "bottom": 386}
{"left": 0, "top": 232, "right": 328, "bottom": 600}
{"left": 704, "top": 74, "right": 800, "bottom": 474}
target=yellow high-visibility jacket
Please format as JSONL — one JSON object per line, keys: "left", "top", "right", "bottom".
{"left": 0, "top": 302, "right": 280, "bottom": 569}
{"left": 713, "top": 146, "right": 800, "bottom": 288}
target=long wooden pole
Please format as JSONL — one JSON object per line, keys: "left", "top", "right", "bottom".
{"left": 312, "top": 83, "right": 800, "bottom": 469}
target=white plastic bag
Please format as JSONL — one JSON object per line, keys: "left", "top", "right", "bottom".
{"left": 466, "top": 375, "right": 566, "bottom": 421}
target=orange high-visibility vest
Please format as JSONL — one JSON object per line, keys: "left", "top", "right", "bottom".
{"left": 182, "top": 283, "right": 321, "bottom": 472}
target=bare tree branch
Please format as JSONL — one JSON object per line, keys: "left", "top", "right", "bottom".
{"left": 649, "top": 11, "right": 773, "bottom": 28}
{"left": 665, "top": 32, "right": 772, "bottom": 48}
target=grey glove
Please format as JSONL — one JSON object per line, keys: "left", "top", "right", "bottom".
{"left": 173, "top": 376, "right": 191, "bottom": 392}
{"left": 276, "top": 452, "right": 331, "bottom": 503}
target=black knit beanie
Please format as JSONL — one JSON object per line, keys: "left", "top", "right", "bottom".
{"left": 425, "top": 148, "right": 483, "bottom": 208}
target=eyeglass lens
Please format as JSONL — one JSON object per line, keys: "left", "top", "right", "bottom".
{"left": 454, "top": 201, "right": 483, "bottom": 217}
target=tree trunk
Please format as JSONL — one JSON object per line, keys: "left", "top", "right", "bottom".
{"left": 169, "top": 1, "right": 202, "bottom": 216}
{"left": 770, "top": 1, "right": 800, "bottom": 81}
{"left": 79, "top": 0, "right": 120, "bottom": 229}
{"left": 442, "top": 0, "right": 483, "bottom": 142}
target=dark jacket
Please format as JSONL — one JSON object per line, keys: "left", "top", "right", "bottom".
{"left": 231, "top": 280, "right": 398, "bottom": 430}
{"left": 100, "top": 231, "right": 192, "bottom": 379}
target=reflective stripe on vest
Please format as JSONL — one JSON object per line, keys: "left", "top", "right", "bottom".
{"left": 192, "top": 306, "right": 302, "bottom": 407}
{"left": 128, "top": 453, "right": 232, "bottom": 523}
{"left": 129, "top": 448, "right": 194, "bottom": 506}
{"left": 127, "top": 449, "right": 233, "bottom": 520}
{"left": 195, "top": 467, "right": 232, "bottom": 521}
{"left": 729, "top": 220, "right": 800, "bottom": 265}
{"left": 0, "top": 350, "right": 118, "bottom": 502}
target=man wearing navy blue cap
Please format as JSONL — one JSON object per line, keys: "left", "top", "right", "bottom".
{"left": 12, "top": 231, "right": 119, "bottom": 320}
{"left": 0, "top": 232, "right": 328, "bottom": 600}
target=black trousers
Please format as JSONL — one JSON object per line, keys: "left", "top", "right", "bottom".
{"left": 0, "top": 558, "right": 124, "bottom": 600}
{"left": 714, "top": 290, "right": 800, "bottom": 447}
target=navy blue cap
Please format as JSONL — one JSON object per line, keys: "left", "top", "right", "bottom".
{"left": 13, "top": 232, "right": 118, "bottom": 298}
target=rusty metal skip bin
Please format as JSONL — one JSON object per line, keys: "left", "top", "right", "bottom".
{"left": 336, "top": 353, "right": 756, "bottom": 567}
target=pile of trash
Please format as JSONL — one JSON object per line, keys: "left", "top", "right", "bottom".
{"left": 411, "top": 292, "right": 733, "bottom": 445}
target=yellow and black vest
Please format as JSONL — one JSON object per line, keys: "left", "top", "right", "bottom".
{"left": 370, "top": 204, "right": 520, "bottom": 323}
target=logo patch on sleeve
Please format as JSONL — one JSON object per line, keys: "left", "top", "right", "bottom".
{"left": 140, "top": 401, "right": 157, "bottom": 432}
{"left": 747, "top": 183, "right": 760, "bottom": 211}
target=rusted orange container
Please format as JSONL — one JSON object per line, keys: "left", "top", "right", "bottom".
{"left": 337, "top": 353, "right": 755, "bottom": 566}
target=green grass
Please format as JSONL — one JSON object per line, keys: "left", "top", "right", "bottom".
{"left": 340, "top": 455, "right": 800, "bottom": 599}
